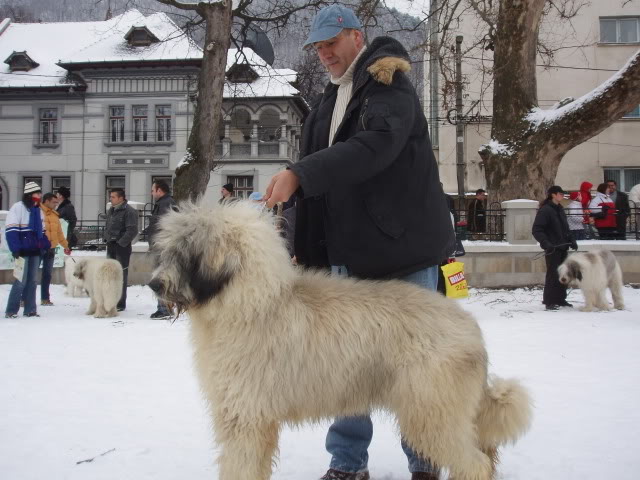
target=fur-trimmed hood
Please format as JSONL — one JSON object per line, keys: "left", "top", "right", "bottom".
{"left": 353, "top": 36, "right": 412, "bottom": 88}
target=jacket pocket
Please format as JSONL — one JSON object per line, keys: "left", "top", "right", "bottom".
{"left": 365, "top": 197, "right": 406, "bottom": 239}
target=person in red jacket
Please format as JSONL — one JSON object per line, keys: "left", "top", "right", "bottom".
{"left": 589, "top": 183, "right": 617, "bottom": 240}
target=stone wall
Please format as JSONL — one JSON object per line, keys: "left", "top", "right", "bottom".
{"left": 2, "top": 241, "right": 639, "bottom": 288}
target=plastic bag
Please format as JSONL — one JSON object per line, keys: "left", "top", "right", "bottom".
{"left": 441, "top": 261, "right": 469, "bottom": 299}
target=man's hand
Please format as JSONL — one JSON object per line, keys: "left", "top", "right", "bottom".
{"left": 264, "top": 170, "right": 300, "bottom": 208}
{"left": 64, "top": 248, "right": 72, "bottom": 255}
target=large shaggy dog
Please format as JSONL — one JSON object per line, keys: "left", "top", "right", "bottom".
{"left": 558, "top": 250, "right": 625, "bottom": 311}
{"left": 73, "top": 258, "right": 123, "bottom": 318}
{"left": 149, "top": 202, "right": 532, "bottom": 480}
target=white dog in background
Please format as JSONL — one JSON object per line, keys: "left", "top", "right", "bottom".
{"left": 73, "top": 258, "right": 123, "bottom": 318}
{"left": 149, "top": 202, "right": 532, "bottom": 480}
{"left": 64, "top": 257, "right": 86, "bottom": 297}
{"left": 558, "top": 250, "right": 625, "bottom": 311}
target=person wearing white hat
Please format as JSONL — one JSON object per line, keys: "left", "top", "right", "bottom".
{"left": 5, "top": 182, "right": 51, "bottom": 318}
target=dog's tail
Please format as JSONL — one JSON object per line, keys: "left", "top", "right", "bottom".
{"left": 475, "top": 376, "right": 533, "bottom": 452}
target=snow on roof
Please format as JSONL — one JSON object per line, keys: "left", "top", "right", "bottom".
{"left": 224, "top": 48, "right": 299, "bottom": 98}
{"left": 0, "top": 9, "right": 201, "bottom": 89}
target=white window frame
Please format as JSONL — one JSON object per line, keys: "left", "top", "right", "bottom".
{"left": 39, "top": 108, "right": 58, "bottom": 144}
{"left": 600, "top": 17, "right": 640, "bottom": 44}
{"left": 110, "top": 106, "right": 125, "bottom": 143}
{"left": 133, "top": 105, "right": 148, "bottom": 142}
{"left": 156, "top": 105, "right": 171, "bottom": 142}
{"left": 227, "top": 175, "right": 254, "bottom": 199}
{"left": 603, "top": 167, "right": 640, "bottom": 192}
{"left": 52, "top": 176, "right": 71, "bottom": 194}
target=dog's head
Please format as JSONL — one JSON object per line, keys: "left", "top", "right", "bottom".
{"left": 148, "top": 202, "right": 254, "bottom": 313}
{"left": 558, "top": 258, "right": 582, "bottom": 286}
{"left": 73, "top": 259, "right": 88, "bottom": 280}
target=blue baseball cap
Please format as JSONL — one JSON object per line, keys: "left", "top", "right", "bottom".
{"left": 303, "top": 5, "right": 362, "bottom": 48}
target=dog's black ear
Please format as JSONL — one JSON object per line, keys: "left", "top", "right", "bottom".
{"left": 185, "top": 254, "right": 238, "bottom": 305}
{"left": 568, "top": 261, "right": 582, "bottom": 282}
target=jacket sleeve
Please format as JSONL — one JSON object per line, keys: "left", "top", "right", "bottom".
{"left": 118, "top": 208, "right": 139, "bottom": 247}
{"left": 531, "top": 208, "right": 551, "bottom": 250}
{"left": 4, "top": 203, "right": 23, "bottom": 254}
{"left": 290, "top": 81, "right": 416, "bottom": 197}
{"left": 55, "top": 217, "right": 69, "bottom": 250}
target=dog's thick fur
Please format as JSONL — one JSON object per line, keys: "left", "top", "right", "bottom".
{"left": 64, "top": 257, "right": 86, "bottom": 297}
{"left": 558, "top": 250, "right": 625, "bottom": 311}
{"left": 73, "top": 258, "right": 123, "bottom": 318}
{"left": 150, "top": 202, "right": 532, "bottom": 480}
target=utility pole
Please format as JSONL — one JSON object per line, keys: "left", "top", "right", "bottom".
{"left": 455, "top": 35, "right": 465, "bottom": 204}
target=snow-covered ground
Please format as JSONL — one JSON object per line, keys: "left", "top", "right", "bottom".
{"left": 1, "top": 284, "right": 639, "bottom": 480}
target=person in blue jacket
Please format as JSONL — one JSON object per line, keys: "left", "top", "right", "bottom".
{"left": 5, "top": 182, "right": 51, "bottom": 318}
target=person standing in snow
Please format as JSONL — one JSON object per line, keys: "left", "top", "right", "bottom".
{"left": 589, "top": 183, "right": 617, "bottom": 240}
{"left": 104, "top": 188, "right": 138, "bottom": 312}
{"left": 566, "top": 191, "right": 586, "bottom": 240}
{"left": 145, "top": 180, "right": 176, "bottom": 319}
{"left": 40, "top": 192, "right": 72, "bottom": 306}
{"left": 4, "top": 182, "right": 51, "bottom": 318}
{"left": 467, "top": 188, "right": 487, "bottom": 238}
{"left": 532, "top": 185, "right": 578, "bottom": 311}
{"left": 263, "top": 5, "right": 453, "bottom": 480}
{"left": 55, "top": 186, "right": 78, "bottom": 248}
{"left": 606, "top": 179, "right": 630, "bottom": 240}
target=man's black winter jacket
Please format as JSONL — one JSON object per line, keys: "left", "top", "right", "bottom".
{"left": 291, "top": 37, "right": 453, "bottom": 279}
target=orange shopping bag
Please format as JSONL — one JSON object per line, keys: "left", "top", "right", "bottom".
{"left": 440, "top": 261, "right": 468, "bottom": 299}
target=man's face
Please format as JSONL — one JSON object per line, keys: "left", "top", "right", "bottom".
{"left": 55, "top": 192, "right": 64, "bottom": 202}
{"left": 606, "top": 182, "right": 617, "bottom": 193}
{"left": 221, "top": 187, "right": 231, "bottom": 198}
{"left": 44, "top": 197, "right": 58, "bottom": 209}
{"left": 552, "top": 192, "right": 564, "bottom": 203}
{"left": 151, "top": 185, "right": 164, "bottom": 201}
{"left": 110, "top": 192, "right": 123, "bottom": 206}
{"left": 477, "top": 192, "right": 486, "bottom": 200}
{"left": 314, "top": 29, "right": 363, "bottom": 78}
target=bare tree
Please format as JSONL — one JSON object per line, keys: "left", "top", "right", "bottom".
{"left": 476, "top": 0, "right": 640, "bottom": 202}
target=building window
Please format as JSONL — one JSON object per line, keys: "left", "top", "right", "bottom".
{"left": 39, "top": 108, "right": 58, "bottom": 144}
{"left": 156, "top": 105, "right": 171, "bottom": 142}
{"left": 52, "top": 176, "right": 71, "bottom": 194}
{"left": 604, "top": 168, "right": 640, "bottom": 192}
{"left": 133, "top": 105, "right": 148, "bottom": 142}
{"left": 600, "top": 17, "right": 640, "bottom": 44}
{"left": 227, "top": 175, "right": 253, "bottom": 199}
{"left": 23, "top": 176, "right": 43, "bottom": 191}
{"left": 105, "top": 176, "right": 126, "bottom": 209}
{"left": 623, "top": 105, "right": 640, "bottom": 118}
{"left": 110, "top": 106, "right": 125, "bottom": 142}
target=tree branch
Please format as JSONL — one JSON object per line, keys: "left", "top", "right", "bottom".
{"left": 529, "top": 49, "right": 640, "bottom": 151}
{"left": 154, "top": 0, "right": 201, "bottom": 11}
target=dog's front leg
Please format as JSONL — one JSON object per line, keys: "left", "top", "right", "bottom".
{"left": 86, "top": 298, "right": 96, "bottom": 315}
{"left": 216, "top": 420, "right": 280, "bottom": 480}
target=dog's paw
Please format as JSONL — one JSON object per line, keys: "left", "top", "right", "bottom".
{"left": 579, "top": 306, "right": 594, "bottom": 312}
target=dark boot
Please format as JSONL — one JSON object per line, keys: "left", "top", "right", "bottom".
{"left": 320, "top": 469, "right": 370, "bottom": 480}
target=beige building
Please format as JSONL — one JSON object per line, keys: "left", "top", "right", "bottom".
{"left": 426, "top": 1, "right": 640, "bottom": 195}
{"left": 0, "top": 10, "right": 306, "bottom": 219}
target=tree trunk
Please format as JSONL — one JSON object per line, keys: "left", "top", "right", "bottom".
{"left": 480, "top": 0, "right": 640, "bottom": 205}
{"left": 173, "top": 2, "right": 233, "bottom": 203}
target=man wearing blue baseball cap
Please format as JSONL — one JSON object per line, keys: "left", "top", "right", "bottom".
{"left": 264, "top": 5, "right": 453, "bottom": 480}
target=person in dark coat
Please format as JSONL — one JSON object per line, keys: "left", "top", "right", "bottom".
{"left": 104, "top": 188, "right": 138, "bottom": 311}
{"left": 145, "top": 179, "right": 177, "bottom": 319}
{"left": 606, "top": 179, "right": 630, "bottom": 240}
{"left": 467, "top": 188, "right": 486, "bottom": 237}
{"left": 263, "top": 5, "right": 454, "bottom": 480}
{"left": 532, "top": 185, "right": 578, "bottom": 311}
{"left": 55, "top": 186, "right": 77, "bottom": 248}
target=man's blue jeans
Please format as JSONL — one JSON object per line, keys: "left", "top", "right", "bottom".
{"left": 326, "top": 265, "right": 439, "bottom": 474}
{"left": 40, "top": 249, "right": 55, "bottom": 301}
{"left": 5, "top": 255, "right": 40, "bottom": 316}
